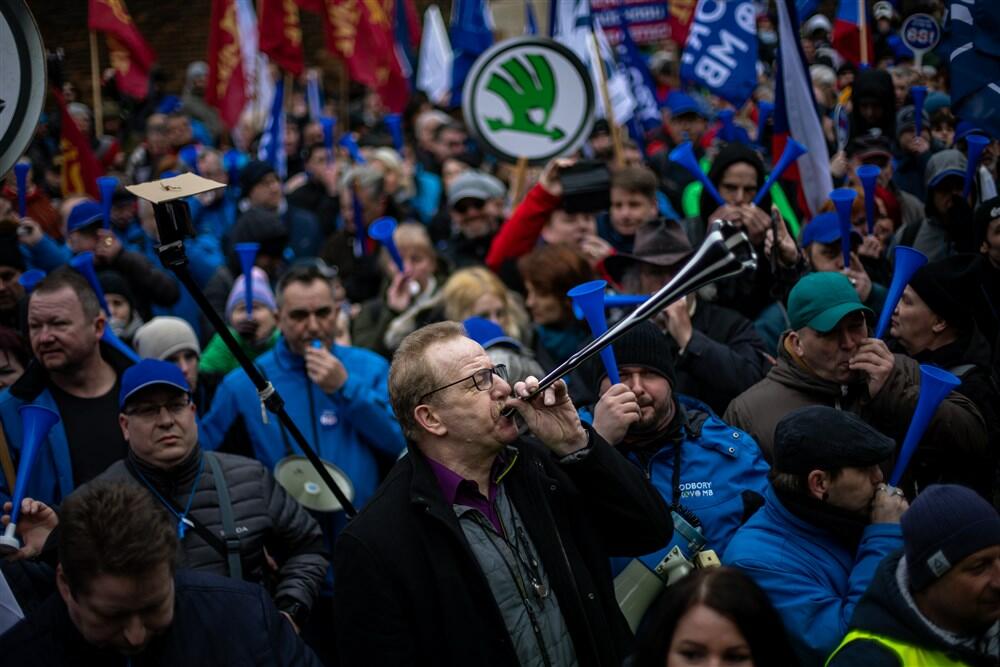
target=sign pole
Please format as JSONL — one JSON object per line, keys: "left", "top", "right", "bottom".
{"left": 588, "top": 30, "right": 623, "bottom": 169}
{"left": 510, "top": 156, "right": 529, "bottom": 206}
{"left": 89, "top": 30, "right": 104, "bottom": 136}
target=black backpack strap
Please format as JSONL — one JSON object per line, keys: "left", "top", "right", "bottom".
{"left": 205, "top": 452, "right": 243, "bottom": 580}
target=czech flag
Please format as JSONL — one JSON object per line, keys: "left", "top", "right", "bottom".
{"left": 833, "top": 0, "right": 875, "bottom": 66}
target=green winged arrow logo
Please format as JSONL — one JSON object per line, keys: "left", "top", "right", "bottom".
{"left": 485, "top": 54, "right": 565, "bottom": 141}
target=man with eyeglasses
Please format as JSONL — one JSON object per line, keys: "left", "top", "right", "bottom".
{"left": 8, "top": 358, "right": 328, "bottom": 635}
{"left": 333, "top": 321, "right": 673, "bottom": 666}
{"left": 439, "top": 171, "right": 507, "bottom": 270}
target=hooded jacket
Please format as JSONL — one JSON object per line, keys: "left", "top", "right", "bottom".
{"left": 826, "top": 551, "right": 998, "bottom": 667}
{"left": 723, "top": 333, "right": 990, "bottom": 496}
{"left": 850, "top": 71, "right": 896, "bottom": 141}
{"left": 900, "top": 150, "right": 978, "bottom": 261}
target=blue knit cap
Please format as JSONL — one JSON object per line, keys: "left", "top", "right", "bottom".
{"left": 902, "top": 484, "right": 1000, "bottom": 591}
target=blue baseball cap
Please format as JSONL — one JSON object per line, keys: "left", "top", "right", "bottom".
{"left": 119, "top": 359, "right": 191, "bottom": 410}
{"left": 799, "top": 212, "right": 862, "bottom": 247}
{"left": 66, "top": 200, "right": 103, "bottom": 233}
{"left": 463, "top": 317, "right": 521, "bottom": 350}
{"left": 666, "top": 92, "right": 707, "bottom": 119}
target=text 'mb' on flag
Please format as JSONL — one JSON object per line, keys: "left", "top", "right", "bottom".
{"left": 207, "top": 0, "right": 249, "bottom": 129}
{"left": 52, "top": 88, "right": 103, "bottom": 199}
{"left": 679, "top": 0, "right": 758, "bottom": 109}
{"left": 88, "top": 0, "right": 156, "bottom": 100}
{"left": 258, "top": 0, "right": 304, "bottom": 76}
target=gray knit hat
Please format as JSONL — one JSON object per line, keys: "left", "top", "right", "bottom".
{"left": 133, "top": 317, "right": 200, "bottom": 361}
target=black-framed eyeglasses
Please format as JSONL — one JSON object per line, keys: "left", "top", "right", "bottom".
{"left": 420, "top": 364, "right": 508, "bottom": 403}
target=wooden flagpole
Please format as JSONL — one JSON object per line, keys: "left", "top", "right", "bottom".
{"left": 510, "top": 156, "right": 530, "bottom": 206}
{"left": 858, "top": 0, "right": 869, "bottom": 66}
{"left": 588, "top": 30, "right": 623, "bottom": 169}
{"left": 89, "top": 31, "right": 104, "bottom": 136}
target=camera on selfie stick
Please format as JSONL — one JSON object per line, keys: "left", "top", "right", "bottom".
{"left": 128, "top": 174, "right": 357, "bottom": 517}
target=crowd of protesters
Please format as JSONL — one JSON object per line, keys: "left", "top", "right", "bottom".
{"left": 0, "top": 1, "right": 999, "bottom": 665}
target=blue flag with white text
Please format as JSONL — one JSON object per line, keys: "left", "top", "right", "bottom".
{"left": 680, "top": 0, "right": 758, "bottom": 108}
{"left": 258, "top": 78, "right": 286, "bottom": 181}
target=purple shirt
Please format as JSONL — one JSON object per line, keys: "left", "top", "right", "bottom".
{"left": 427, "top": 455, "right": 514, "bottom": 534}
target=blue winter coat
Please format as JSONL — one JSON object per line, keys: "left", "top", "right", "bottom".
{"left": 614, "top": 398, "right": 770, "bottom": 576}
{"left": 724, "top": 486, "right": 903, "bottom": 667}
{"left": 200, "top": 337, "right": 406, "bottom": 511}
{"left": 0, "top": 344, "right": 134, "bottom": 507}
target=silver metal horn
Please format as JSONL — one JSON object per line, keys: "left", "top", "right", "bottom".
{"left": 502, "top": 220, "right": 757, "bottom": 414}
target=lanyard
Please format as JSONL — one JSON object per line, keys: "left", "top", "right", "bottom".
{"left": 132, "top": 455, "right": 206, "bottom": 540}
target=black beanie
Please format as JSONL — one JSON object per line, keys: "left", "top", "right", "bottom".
{"left": 98, "top": 270, "right": 136, "bottom": 310}
{"left": 908, "top": 255, "right": 976, "bottom": 330}
{"left": 0, "top": 234, "right": 26, "bottom": 272}
{"left": 586, "top": 321, "right": 676, "bottom": 389}
{"left": 239, "top": 159, "right": 276, "bottom": 195}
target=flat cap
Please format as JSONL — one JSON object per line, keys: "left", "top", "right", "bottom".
{"left": 774, "top": 406, "right": 895, "bottom": 474}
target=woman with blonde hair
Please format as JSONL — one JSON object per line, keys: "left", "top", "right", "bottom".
{"left": 441, "top": 266, "right": 531, "bottom": 346}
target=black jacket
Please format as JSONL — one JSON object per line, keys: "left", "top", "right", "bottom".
{"left": 0, "top": 569, "right": 322, "bottom": 666}
{"left": 827, "top": 552, "right": 998, "bottom": 667}
{"left": 95, "top": 448, "right": 328, "bottom": 617}
{"left": 671, "top": 298, "right": 769, "bottom": 415}
{"left": 332, "top": 429, "right": 673, "bottom": 667}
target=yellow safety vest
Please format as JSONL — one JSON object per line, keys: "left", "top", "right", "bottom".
{"left": 826, "top": 629, "right": 970, "bottom": 667}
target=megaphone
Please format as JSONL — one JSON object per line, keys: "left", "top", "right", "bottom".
{"left": 18, "top": 269, "right": 46, "bottom": 294}
{"left": 69, "top": 252, "right": 141, "bottom": 363}
{"left": 368, "top": 217, "right": 404, "bottom": 272}
{"left": 753, "top": 139, "right": 808, "bottom": 207}
{"left": 97, "top": 176, "right": 118, "bottom": 230}
{"left": 756, "top": 101, "right": 774, "bottom": 146}
{"left": 875, "top": 245, "right": 929, "bottom": 339}
{"left": 339, "top": 132, "right": 366, "bottom": 164}
{"left": 669, "top": 142, "right": 724, "bottom": 206}
{"left": 319, "top": 116, "right": 337, "bottom": 163}
{"left": 717, "top": 109, "right": 735, "bottom": 143}
{"left": 273, "top": 454, "right": 355, "bottom": 512}
{"left": 829, "top": 188, "right": 857, "bottom": 269}
{"left": 14, "top": 163, "right": 30, "bottom": 218}
{"left": 0, "top": 404, "right": 60, "bottom": 554}
{"left": 889, "top": 365, "right": 961, "bottom": 486}
{"left": 857, "top": 165, "right": 881, "bottom": 235}
{"left": 234, "top": 242, "right": 259, "bottom": 321}
{"left": 568, "top": 280, "right": 620, "bottom": 385}
{"left": 911, "top": 85, "right": 927, "bottom": 138}
{"left": 384, "top": 113, "right": 404, "bottom": 152}
{"left": 964, "top": 134, "right": 990, "bottom": 199}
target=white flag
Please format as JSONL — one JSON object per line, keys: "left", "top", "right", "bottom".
{"left": 417, "top": 5, "right": 454, "bottom": 106}
{"left": 235, "top": 0, "right": 274, "bottom": 135}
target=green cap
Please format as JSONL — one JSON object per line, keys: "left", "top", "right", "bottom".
{"left": 787, "top": 272, "right": 873, "bottom": 333}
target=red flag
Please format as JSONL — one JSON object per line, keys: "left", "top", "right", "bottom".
{"left": 87, "top": 0, "right": 156, "bottom": 100}
{"left": 52, "top": 89, "right": 103, "bottom": 199}
{"left": 668, "top": 0, "right": 698, "bottom": 46}
{"left": 259, "top": 0, "right": 305, "bottom": 76}
{"left": 206, "top": 0, "right": 248, "bottom": 130}
{"left": 322, "top": 0, "right": 406, "bottom": 112}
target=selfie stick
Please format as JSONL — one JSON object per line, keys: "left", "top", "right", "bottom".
{"left": 151, "top": 197, "right": 357, "bottom": 517}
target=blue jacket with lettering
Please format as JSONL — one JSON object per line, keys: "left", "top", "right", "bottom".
{"left": 200, "top": 337, "right": 406, "bottom": 514}
{"left": 614, "top": 397, "right": 770, "bottom": 576}
{"left": 723, "top": 485, "right": 903, "bottom": 667}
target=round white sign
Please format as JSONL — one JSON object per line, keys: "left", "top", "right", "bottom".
{"left": 0, "top": 0, "right": 45, "bottom": 178}
{"left": 463, "top": 37, "right": 595, "bottom": 165}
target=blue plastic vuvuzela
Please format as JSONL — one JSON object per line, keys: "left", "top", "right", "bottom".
{"left": 235, "top": 242, "right": 259, "bottom": 321}
{"left": 670, "top": 142, "right": 724, "bottom": 206}
{"left": 0, "top": 404, "right": 60, "bottom": 553}
{"left": 889, "top": 365, "right": 961, "bottom": 486}
{"left": 567, "top": 280, "right": 619, "bottom": 385}
{"left": 876, "top": 246, "right": 929, "bottom": 339}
